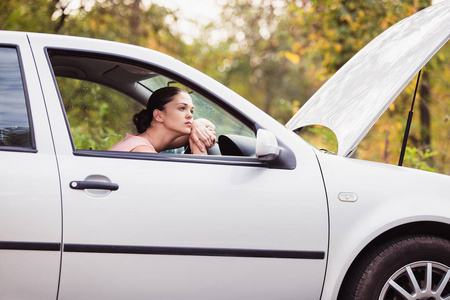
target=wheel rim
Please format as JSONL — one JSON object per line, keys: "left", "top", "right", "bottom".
{"left": 379, "top": 261, "right": 450, "bottom": 300}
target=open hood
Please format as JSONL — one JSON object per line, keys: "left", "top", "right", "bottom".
{"left": 286, "top": 1, "right": 450, "bottom": 157}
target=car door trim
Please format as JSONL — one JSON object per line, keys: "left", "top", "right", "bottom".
{"left": 64, "top": 244, "right": 325, "bottom": 259}
{"left": 0, "top": 241, "right": 60, "bottom": 251}
{"left": 0, "top": 241, "right": 325, "bottom": 260}
{"left": 74, "top": 150, "right": 269, "bottom": 168}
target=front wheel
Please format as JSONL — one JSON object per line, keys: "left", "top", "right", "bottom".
{"left": 339, "top": 235, "right": 450, "bottom": 300}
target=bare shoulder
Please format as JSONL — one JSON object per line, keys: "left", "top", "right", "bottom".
{"left": 131, "top": 145, "right": 157, "bottom": 153}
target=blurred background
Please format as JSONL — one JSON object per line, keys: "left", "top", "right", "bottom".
{"left": 1, "top": 0, "right": 448, "bottom": 173}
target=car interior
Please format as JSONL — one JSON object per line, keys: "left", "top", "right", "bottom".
{"left": 48, "top": 51, "right": 257, "bottom": 157}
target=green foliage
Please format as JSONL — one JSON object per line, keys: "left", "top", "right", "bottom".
{"left": 0, "top": 0, "right": 48, "bottom": 32}
{"left": 185, "top": 0, "right": 312, "bottom": 122}
{"left": 403, "top": 146, "right": 438, "bottom": 172}
{"left": 57, "top": 77, "right": 142, "bottom": 150}
{"left": 62, "top": 0, "right": 181, "bottom": 50}
{"left": 0, "top": 0, "right": 186, "bottom": 56}
{"left": 300, "top": 126, "right": 338, "bottom": 154}
{"left": 285, "top": 0, "right": 431, "bottom": 78}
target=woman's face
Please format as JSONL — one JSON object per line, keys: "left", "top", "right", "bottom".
{"left": 159, "top": 92, "right": 194, "bottom": 135}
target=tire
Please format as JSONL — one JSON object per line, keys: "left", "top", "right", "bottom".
{"left": 339, "top": 235, "right": 450, "bottom": 300}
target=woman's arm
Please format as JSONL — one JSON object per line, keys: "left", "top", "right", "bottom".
{"left": 189, "top": 139, "right": 207, "bottom": 155}
{"left": 190, "top": 118, "right": 216, "bottom": 151}
{"left": 169, "top": 118, "right": 216, "bottom": 152}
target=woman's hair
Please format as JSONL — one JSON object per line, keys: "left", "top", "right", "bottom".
{"left": 133, "top": 87, "right": 187, "bottom": 133}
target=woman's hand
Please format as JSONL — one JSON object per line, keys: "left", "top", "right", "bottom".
{"left": 190, "top": 118, "right": 216, "bottom": 152}
{"left": 189, "top": 137, "right": 207, "bottom": 155}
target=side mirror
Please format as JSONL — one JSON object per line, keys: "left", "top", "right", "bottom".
{"left": 255, "top": 129, "right": 280, "bottom": 161}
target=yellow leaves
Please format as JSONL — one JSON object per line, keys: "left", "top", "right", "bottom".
{"left": 340, "top": 13, "right": 353, "bottom": 25}
{"left": 315, "top": 68, "right": 329, "bottom": 82}
{"left": 292, "top": 41, "right": 303, "bottom": 53}
{"left": 292, "top": 100, "right": 301, "bottom": 108}
{"left": 389, "top": 103, "right": 395, "bottom": 111}
{"left": 309, "top": 32, "right": 319, "bottom": 41}
{"left": 322, "top": 52, "right": 331, "bottom": 66}
{"left": 279, "top": 51, "right": 301, "bottom": 64}
{"left": 327, "top": 29, "right": 338, "bottom": 40}
{"left": 357, "top": 9, "right": 365, "bottom": 19}
{"left": 407, "top": 5, "right": 417, "bottom": 16}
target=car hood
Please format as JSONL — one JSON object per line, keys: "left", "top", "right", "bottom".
{"left": 286, "top": 1, "right": 450, "bottom": 157}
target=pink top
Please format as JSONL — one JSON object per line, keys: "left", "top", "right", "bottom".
{"left": 109, "top": 134, "right": 155, "bottom": 152}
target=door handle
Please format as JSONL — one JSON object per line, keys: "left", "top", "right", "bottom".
{"left": 70, "top": 181, "right": 119, "bottom": 191}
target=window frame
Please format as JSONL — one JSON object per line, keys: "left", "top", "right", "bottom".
{"left": 0, "top": 44, "right": 37, "bottom": 153}
{"left": 46, "top": 48, "right": 272, "bottom": 168}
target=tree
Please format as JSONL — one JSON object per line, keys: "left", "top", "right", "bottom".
{"left": 186, "top": 0, "right": 312, "bottom": 122}
{"left": 61, "top": 0, "right": 186, "bottom": 55}
{"left": 0, "top": 0, "right": 89, "bottom": 33}
{"left": 282, "top": 0, "right": 450, "bottom": 173}
{"left": 0, "top": 0, "right": 187, "bottom": 56}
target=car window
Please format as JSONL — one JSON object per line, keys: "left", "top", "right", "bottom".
{"left": 56, "top": 77, "right": 142, "bottom": 150}
{"left": 140, "top": 76, "right": 254, "bottom": 139}
{"left": 192, "top": 93, "right": 254, "bottom": 138}
{"left": 50, "top": 53, "right": 255, "bottom": 155}
{"left": 0, "top": 47, "right": 33, "bottom": 149}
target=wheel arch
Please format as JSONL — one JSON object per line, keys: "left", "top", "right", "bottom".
{"left": 337, "top": 220, "right": 450, "bottom": 298}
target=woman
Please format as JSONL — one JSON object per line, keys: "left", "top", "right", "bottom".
{"left": 109, "top": 87, "right": 215, "bottom": 154}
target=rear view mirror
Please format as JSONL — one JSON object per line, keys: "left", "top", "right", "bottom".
{"left": 256, "top": 129, "right": 280, "bottom": 161}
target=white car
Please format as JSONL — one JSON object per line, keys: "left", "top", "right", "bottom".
{"left": 0, "top": 2, "right": 449, "bottom": 300}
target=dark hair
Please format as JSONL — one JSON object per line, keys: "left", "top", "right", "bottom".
{"left": 133, "top": 87, "right": 187, "bottom": 133}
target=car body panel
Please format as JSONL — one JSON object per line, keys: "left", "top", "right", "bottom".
{"left": 0, "top": 31, "right": 61, "bottom": 299}
{"left": 26, "top": 32, "right": 330, "bottom": 299}
{"left": 313, "top": 150, "right": 450, "bottom": 298}
{"left": 286, "top": 1, "right": 450, "bottom": 157}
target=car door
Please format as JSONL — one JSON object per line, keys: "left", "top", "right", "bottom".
{"left": 0, "top": 32, "right": 61, "bottom": 299}
{"left": 29, "top": 34, "right": 329, "bottom": 299}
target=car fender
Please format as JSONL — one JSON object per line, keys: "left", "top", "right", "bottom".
{"left": 313, "top": 151, "right": 450, "bottom": 299}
